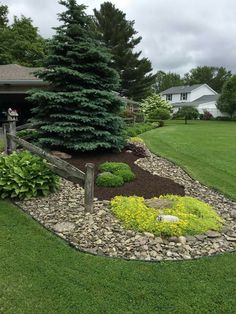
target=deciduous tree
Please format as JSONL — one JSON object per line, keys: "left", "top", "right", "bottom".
{"left": 154, "top": 71, "right": 183, "bottom": 93}
{"left": 217, "top": 75, "right": 236, "bottom": 118}
{"left": 184, "top": 66, "right": 231, "bottom": 93}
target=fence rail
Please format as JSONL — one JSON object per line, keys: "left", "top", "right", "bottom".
{"left": 2, "top": 111, "right": 95, "bottom": 212}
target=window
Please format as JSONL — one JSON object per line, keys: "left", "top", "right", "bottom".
{"left": 166, "top": 94, "right": 172, "bottom": 101}
{"left": 180, "top": 93, "right": 188, "bottom": 100}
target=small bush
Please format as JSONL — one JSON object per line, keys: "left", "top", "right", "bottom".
{"left": 135, "top": 112, "right": 145, "bottom": 123}
{"left": 125, "top": 123, "right": 156, "bottom": 137}
{"left": 202, "top": 111, "right": 213, "bottom": 120}
{"left": 0, "top": 151, "right": 59, "bottom": 199}
{"left": 129, "top": 137, "right": 144, "bottom": 143}
{"left": 96, "top": 172, "right": 124, "bottom": 187}
{"left": 113, "top": 169, "right": 135, "bottom": 182}
{"left": 99, "top": 162, "right": 131, "bottom": 173}
{"left": 17, "top": 129, "right": 39, "bottom": 140}
{"left": 151, "top": 122, "right": 160, "bottom": 128}
{"left": 158, "top": 120, "right": 165, "bottom": 127}
{"left": 97, "top": 162, "right": 135, "bottom": 187}
{"left": 215, "top": 116, "right": 232, "bottom": 121}
{"left": 111, "top": 195, "right": 223, "bottom": 236}
{"left": 148, "top": 108, "right": 171, "bottom": 120}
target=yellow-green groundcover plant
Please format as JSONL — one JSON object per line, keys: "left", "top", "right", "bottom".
{"left": 111, "top": 195, "right": 224, "bottom": 236}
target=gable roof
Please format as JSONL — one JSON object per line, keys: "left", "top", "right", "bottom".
{"left": 0, "top": 64, "right": 43, "bottom": 82}
{"left": 172, "top": 94, "right": 219, "bottom": 107}
{"left": 193, "top": 94, "right": 220, "bottom": 104}
{"left": 161, "top": 84, "right": 203, "bottom": 94}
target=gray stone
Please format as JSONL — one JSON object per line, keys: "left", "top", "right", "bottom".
{"left": 230, "top": 210, "right": 236, "bottom": 219}
{"left": 145, "top": 199, "right": 174, "bottom": 210}
{"left": 225, "top": 235, "right": 236, "bottom": 242}
{"left": 206, "top": 231, "right": 221, "bottom": 238}
{"left": 168, "top": 236, "right": 179, "bottom": 243}
{"left": 178, "top": 236, "right": 187, "bottom": 245}
{"left": 195, "top": 234, "right": 207, "bottom": 241}
{"left": 143, "top": 232, "right": 155, "bottom": 238}
{"left": 186, "top": 236, "right": 196, "bottom": 242}
{"left": 157, "top": 215, "right": 179, "bottom": 223}
{"left": 53, "top": 222, "right": 75, "bottom": 233}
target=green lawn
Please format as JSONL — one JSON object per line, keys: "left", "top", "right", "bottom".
{"left": 141, "top": 120, "right": 236, "bottom": 200}
{"left": 0, "top": 201, "right": 236, "bottom": 313}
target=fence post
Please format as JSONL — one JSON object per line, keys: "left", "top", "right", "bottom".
{"left": 7, "top": 108, "right": 18, "bottom": 153}
{"left": 84, "top": 163, "right": 95, "bottom": 212}
{"left": 2, "top": 123, "right": 10, "bottom": 155}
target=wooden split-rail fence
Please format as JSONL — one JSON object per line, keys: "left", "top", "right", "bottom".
{"left": 2, "top": 109, "right": 95, "bottom": 212}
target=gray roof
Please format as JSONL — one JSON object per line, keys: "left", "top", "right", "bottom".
{"left": 0, "top": 64, "right": 43, "bottom": 81}
{"left": 193, "top": 94, "right": 219, "bottom": 103}
{"left": 172, "top": 102, "right": 199, "bottom": 108}
{"left": 172, "top": 94, "right": 219, "bottom": 107}
{"left": 161, "top": 84, "right": 204, "bottom": 95}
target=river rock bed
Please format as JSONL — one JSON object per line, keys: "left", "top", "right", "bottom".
{"left": 16, "top": 153, "right": 236, "bottom": 261}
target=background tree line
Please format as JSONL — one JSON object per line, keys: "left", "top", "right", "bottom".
{"left": 154, "top": 66, "right": 232, "bottom": 94}
{"left": 0, "top": 1, "right": 234, "bottom": 100}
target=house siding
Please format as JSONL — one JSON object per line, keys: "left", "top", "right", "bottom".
{"left": 197, "top": 102, "right": 228, "bottom": 117}
{"left": 189, "top": 85, "right": 216, "bottom": 102}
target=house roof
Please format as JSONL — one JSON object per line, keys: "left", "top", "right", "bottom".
{"left": 0, "top": 64, "right": 43, "bottom": 82}
{"left": 193, "top": 94, "right": 220, "bottom": 104}
{"left": 172, "top": 94, "right": 219, "bottom": 107}
{"left": 161, "top": 84, "right": 204, "bottom": 95}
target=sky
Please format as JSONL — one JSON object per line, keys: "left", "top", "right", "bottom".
{"left": 2, "top": 0, "right": 236, "bottom": 75}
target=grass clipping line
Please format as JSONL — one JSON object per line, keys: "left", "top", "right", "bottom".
{"left": 111, "top": 195, "right": 224, "bottom": 237}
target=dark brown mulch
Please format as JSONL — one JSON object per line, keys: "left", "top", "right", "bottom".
{"left": 69, "top": 151, "right": 185, "bottom": 201}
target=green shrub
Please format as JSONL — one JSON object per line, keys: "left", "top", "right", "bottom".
{"left": 141, "top": 94, "right": 172, "bottom": 118}
{"left": 111, "top": 195, "right": 223, "bottom": 236}
{"left": 99, "top": 162, "right": 131, "bottom": 173}
{"left": 129, "top": 137, "right": 144, "bottom": 143}
{"left": 113, "top": 169, "right": 135, "bottom": 182}
{"left": 0, "top": 151, "right": 60, "bottom": 200}
{"left": 96, "top": 172, "right": 124, "bottom": 187}
{"left": 148, "top": 108, "right": 171, "bottom": 120}
{"left": 17, "top": 129, "right": 39, "bottom": 140}
{"left": 125, "top": 123, "right": 156, "bottom": 137}
{"left": 97, "top": 162, "right": 135, "bottom": 186}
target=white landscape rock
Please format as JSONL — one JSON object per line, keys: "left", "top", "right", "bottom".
{"left": 157, "top": 215, "right": 180, "bottom": 223}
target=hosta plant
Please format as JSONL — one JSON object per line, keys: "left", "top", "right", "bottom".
{"left": 0, "top": 151, "right": 60, "bottom": 200}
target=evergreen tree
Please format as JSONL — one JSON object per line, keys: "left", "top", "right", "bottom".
{"left": 94, "top": 2, "right": 155, "bottom": 101}
{"left": 28, "top": 0, "right": 124, "bottom": 152}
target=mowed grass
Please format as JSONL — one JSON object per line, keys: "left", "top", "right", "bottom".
{"left": 0, "top": 200, "right": 236, "bottom": 314}
{"left": 141, "top": 120, "right": 236, "bottom": 200}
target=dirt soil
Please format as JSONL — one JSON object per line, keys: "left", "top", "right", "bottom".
{"left": 69, "top": 151, "right": 185, "bottom": 200}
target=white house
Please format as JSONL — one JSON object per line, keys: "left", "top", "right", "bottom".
{"left": 160, "top": 84, "right": 225, "bottom": 117}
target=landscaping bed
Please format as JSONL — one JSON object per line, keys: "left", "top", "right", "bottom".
{"left": 69, "top": 150, "right": 185, "bottom": 200}
{"left": 15, "top": 151, "right": 236, "bottom": 262}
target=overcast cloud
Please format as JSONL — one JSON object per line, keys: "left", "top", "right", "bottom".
{"left": 2, "top": 0, "right": 236, "bottom": 74}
